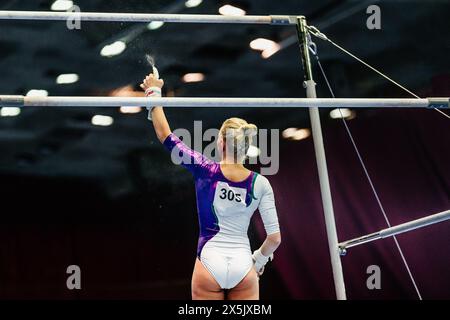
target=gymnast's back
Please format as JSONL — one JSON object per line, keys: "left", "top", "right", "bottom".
{"left": 163, "top": 133, "right": 279, "bottom": 257}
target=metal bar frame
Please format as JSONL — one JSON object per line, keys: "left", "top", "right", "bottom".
{"left": 339, "top": 210, "right": 450, "bottom": 255}
{"left": 0, "top": 9, "right": 449, "bottom": 301}
{"left": 0, "top": 10, "right": 296, "bottom": 25}
{"left": 0, "top": 96, "right": 447, "bottom": 108}
{"left": 296, "top": 16, "right": 347, "bottom": 300}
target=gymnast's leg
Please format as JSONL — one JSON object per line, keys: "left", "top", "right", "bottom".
{"left": 227, "top": 268, "right": 259, "bottom": 300}
{"left": 191, "top": 258, "right": 225, "bottom": 300}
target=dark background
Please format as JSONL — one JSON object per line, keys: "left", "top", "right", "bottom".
{"left": 0, "top": 0, "right": 449, "bottom": 299}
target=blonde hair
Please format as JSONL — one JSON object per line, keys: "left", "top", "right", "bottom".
{"left": 219, "top": 117, "right": 257, "bottom": 162}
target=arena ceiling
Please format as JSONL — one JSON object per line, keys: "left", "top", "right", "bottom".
{"left": 0, "top": 0, "right": 449, "bottom": 195}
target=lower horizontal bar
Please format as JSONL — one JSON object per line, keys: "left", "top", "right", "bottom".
{"left": 0, "top": 95, "right": 448, "bottom": 108}
{"left": 0, "top": 10, "right": 295, "bottom": 25}
{"left": 339, "top": 209, "right": 450, "bottom": 255}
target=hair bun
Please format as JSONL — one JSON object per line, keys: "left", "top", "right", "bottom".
{"left": 219, "top": 118, "right": 258, "bottom": 161}
{"left": 240, "top": 123, "right": 257, "bottom": 137}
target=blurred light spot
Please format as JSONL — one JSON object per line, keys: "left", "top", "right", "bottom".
{"left": 1, "top": 107, "right": 21, "bottom": 117}
{"left": 101, "top": 41, "right": 126, "bottom": 57}
{"left": 246, "top": 145, "right": 260, "bottom": 158}
{"left": 51, "top": 0, "right": 73, "bottom": 11}
{"left": 250, "top": 38, "right": 281, "bottom": 58}
{"left": 120, "top": 106, "right": 142, "bottom": 114}
{"left": 250, "top": 38, "right": 278, "bottom": 51}
{"left": 148, "top": 21, "right": 164, "bottom": 30}
{"left": 182, "top": 73, "right": 205, "bottom": 83}
{"left": 185, "top": 0, "right": 203, "bottom": 8}
{"left": 56, "top": 73, "right": 79, "bottom": 84}
{"left": 261, "top": 45, "right": 281, "bottom": 59}
{"left": 329, "top": 108, "right": 356, "bottom": 120}
{"left": 91, "top": 115, "right": 114, "bottom": 126}
{"left": 26, "top": 89, "right": 48, "bottom": 97}
{"left": 219, "top": 4, "right": 246, "bottom": 16}
{"left": 282, "top": 128, "right": 311, "bottom": 141}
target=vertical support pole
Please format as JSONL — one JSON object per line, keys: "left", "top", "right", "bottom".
{"left": 296, "top": 16, "right": 347, "bottom": 300}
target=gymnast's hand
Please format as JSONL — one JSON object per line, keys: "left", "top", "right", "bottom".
{"left": 140, "top": 72, "right": 171, "bottom": 143}
{"left": 140, "top": 73, "right": 164, "bottom": 91}
{"left": 255, "top": 265, "right": 265, "bottom": 277}
{"left": 252, "top": 249, "right": 273, "bottom": 277}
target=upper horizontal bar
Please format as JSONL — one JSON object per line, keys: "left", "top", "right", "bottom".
{"left": 0, "top": 96, "right": 448, "bottom": 108}
{"left": 0, "top": 10, "right": 298, "bottom": 25}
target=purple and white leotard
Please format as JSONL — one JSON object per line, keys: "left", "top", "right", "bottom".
{"left": 164, "top": 133, "right": 280, "bottom": 289}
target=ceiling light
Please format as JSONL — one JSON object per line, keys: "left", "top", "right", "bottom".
{"left": 182, "top": 73, "right": 205, "bottom": 83}
{"left": 56, "top": 73, "right": 79, "bottom": 84}
{"left": 185, "top": 0, "right": 203, "bottom": 8}
{"left": 261, "top": 44, "right": 281, "bottom": 59}
{"left": 282, "top": 128, "right": 311, "bottom": 141}
{"left": 26, "top": 89, "right": 48, "bottom": 97}
{"left": 100, "top": 41, "right": 127, "bottom": 57}
{"left": 250, "top": 38, "right": 280, "bottom": 51}
{"left": 329, "top": 108, "right": 356, "bottom": 120}
{"left": 219, "top": 4, "right": 246, "bottom": 16}
{"left": 119, "top": 106, "right": 142, "bottom": 114}
{"left": 1, "top": 107, "right": 21, "bottom": 117}
{"left": 51, "top": 0, "right": 74, "bottom": 11}
{"left": 148, "top": 21, "right": 164, "bottom": 30}
{"left": 91, "top": 115, "right": 114, "bottom": 126}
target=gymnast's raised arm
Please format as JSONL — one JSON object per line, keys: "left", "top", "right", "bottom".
{"left": 140, "top": 73, "right": 171, "bottom": 143}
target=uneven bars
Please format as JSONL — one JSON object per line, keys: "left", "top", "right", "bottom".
{"left": 0, "top": 96, "right": 449, "bottom": 108}
{"left": 0, "top": 11, "right": 297, "bottom": 25}
{"left": 338, "top": 209, "right": 450, "bottom": 255}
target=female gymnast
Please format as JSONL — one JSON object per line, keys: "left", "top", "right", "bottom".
{"left": 140, "top": 73, "right": 281, "bottom": 300}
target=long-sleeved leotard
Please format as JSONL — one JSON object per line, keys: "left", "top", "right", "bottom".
{"left": 163, "top": 133, "right": 280, "bottom": 289}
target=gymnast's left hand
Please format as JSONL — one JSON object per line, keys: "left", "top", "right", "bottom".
{"left": 255, "top": 265, "right": 265, "bottom": 277}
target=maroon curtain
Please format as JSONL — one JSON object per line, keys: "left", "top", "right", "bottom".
{"left": 257, "top": 108, "right": 450, "bottom": 299}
